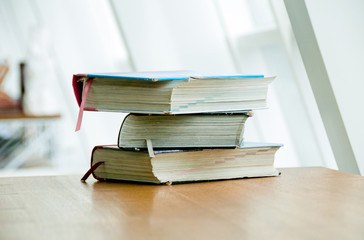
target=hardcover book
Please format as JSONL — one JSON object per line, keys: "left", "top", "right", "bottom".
{"left": 73, "top": 71, "right": 275, "bottom": 130}
{"left": 82, "top": 142, "right": 282, "bottom": 184}
{"left": 118, "top": 112, "right": 251, "bottom": 149}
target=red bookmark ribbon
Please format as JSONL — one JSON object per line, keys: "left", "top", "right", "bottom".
{"left": 81, "top": 161, "right": 104, "bottom": 182}
{"left": 75, "top": 79, "right": 93, "bottom": 132}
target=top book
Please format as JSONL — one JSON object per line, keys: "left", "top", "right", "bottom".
{"left": 73, "top": 70, "right": 274, "bottom": 116}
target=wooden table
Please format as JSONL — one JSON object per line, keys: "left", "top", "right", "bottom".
{"left": 1, "top": 167, "right": 364, "bottom": 240}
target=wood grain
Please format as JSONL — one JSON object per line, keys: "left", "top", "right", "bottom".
{"left": 1, "top": 167, "right": 364, "bottom": 240}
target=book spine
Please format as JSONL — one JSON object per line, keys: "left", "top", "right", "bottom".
{"left": 89, "top": 145, "right": 111, "bottom": 181}
{"left": 117, "top": 113, "right": 131, "bottom": 148}
{"left": 72, "top": 74, "right": 87, "bottom": 106}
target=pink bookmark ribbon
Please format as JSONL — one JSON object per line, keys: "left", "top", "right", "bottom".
{"left": 75, "top": 79, "right": 93, "bottom": 132}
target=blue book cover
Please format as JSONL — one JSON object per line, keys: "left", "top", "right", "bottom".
{"left": 152, "top": 142, "right": 283, "bottom": 154}
{"left": 83, "top": 70, "right": 264, "bottom": 81}
{"left": 113, "top": 142, "right": 283, "bottom": 154}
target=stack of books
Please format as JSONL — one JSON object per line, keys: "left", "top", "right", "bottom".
{"left": 74, "top": 71, "right": 282, "bottom": 184}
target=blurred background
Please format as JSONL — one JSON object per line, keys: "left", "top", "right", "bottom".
{"left": 0, "top": 0, "right": 363, "bottom": 176}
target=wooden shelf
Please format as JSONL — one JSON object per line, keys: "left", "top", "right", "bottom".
{"left": 0, "top": 113, "right": 61, "bottom": 120}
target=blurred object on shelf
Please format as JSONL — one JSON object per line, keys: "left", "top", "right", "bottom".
{"left": 0, "top": 62, "right": 22, "bottom": 115}
{"left": 0, "top": 56, "right": 61, "bottom": 171}
{"left": 0, "top": 114, "right": 60, "bottom": 170}
{"left": 19, "top": 62, "right": 26, "bottom": 112}
{"left": 23, "top": 26, "right": 60, "bottom": 116}
{"left": 0, "top": 62, "right": 9, "bottom": 84}
{"left": 0, "top": 124, "right": 24, "bottom": 168}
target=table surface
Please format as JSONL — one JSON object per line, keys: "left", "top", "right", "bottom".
{"left": 1, "top": 167, "right": 364, "bottom": 240}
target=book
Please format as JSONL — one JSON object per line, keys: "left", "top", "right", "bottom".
{"left": 73, "top": 71, "right": 274, "bottom": 114}
{"left": 81, "top": 142, "right": 282, "bottom": 184}
{"left": 118, "top": 112, "right": 251, "bottom": 149}
{"left": 73, "top": 71, "right": 275, "bottom": 131}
